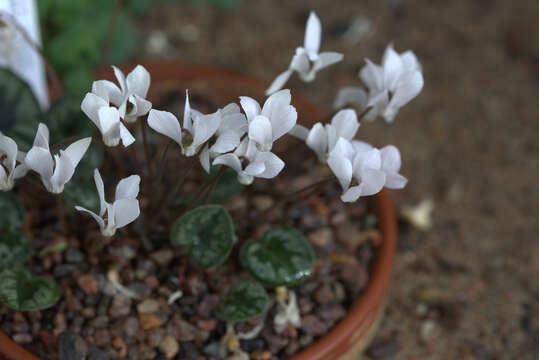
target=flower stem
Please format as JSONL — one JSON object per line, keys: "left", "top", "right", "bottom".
{"left": 99, "top": 0, "right": 124, "bottom": 67}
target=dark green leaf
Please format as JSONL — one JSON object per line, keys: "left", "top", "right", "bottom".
{"left": 0, "top": 267, "right": 61, "bottom": 311}
{"left": 0, "top": 192, "right": 24, "bottom": 231}
{"left": 216, "top": 281, "right": 269, "bottom": 322}
{"left": 240, "top": 227, "right": 315, "bottom": 287}
{"left": 0, "top": 68, "right": 41, "bottom": 135}
{"left": 171, "top": 205, "right": 234, "bottom": 269}
{"left": 0, "top": 232, "right": 31, "bottom": 269}
{"left": 42, "top": 95, "right": 94, "bottom": 143}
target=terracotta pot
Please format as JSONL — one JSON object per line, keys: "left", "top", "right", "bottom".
{"left": 0, "top": 63, "right": 396, "bottom": 360}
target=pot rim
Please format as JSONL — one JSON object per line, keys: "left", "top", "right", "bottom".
{"left": 0, "top": 62, "right": 396, "bottom": 360}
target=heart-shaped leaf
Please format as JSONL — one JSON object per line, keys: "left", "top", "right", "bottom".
{"left": 240, "top": 227, "right": 315, "bottom": 287}
{"left": 0, "top": 192, "right": 24, "bottom": 231}
{"left": 0, "top": 267, "right": 61, "bottom": 311}
{"left": 0, "top": 232, "right": 31, "bottom": 269}
{"left": 171, "top": 205, "right": 234, "bottom": 269}
{"left": 216, "top": 281, "right": 269, "bottom": 322}
{"left": 0, "top": 69, "right": 41, "bottom": 134}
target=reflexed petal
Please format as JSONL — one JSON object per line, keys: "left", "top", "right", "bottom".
{"left": 352, "top": 140, "right": 373, "bottom": 153}
{"left": 33, "top": 123, "right": 50, "bottom": 149}
{"left": 199, "top": 144, "right": 210, "bottom": 173}
{"left": 112, "top": 66, "right": 127, "bottom": 94}
{"left": 239, "top": 96, "right": 262, "bottom": 122}
{"left": 113, "top": 199, "right": 140, "bottom": 228}
{"left": 211, "top": 130, "right": 241, "bottom": 154}
{"left": 328, "top": 155, "right": 352, "bottom": 191}
{"left": 359, "top": 59, "right": 384, "bottom": 91}
{"left": 213, "top": 153, "right": 243, "bottom": 173}
{"left": 288, "top": 124, "right": 309, "bottom": 141}
{"left": 380, "top": 145, "right": 402, "bottom": 173}
{"left": 331, "top": 109, "right": 359, "bottom": 141}
{"left": 400, "top": 50, "right": 421, "bottom": 72}
{"left": 115, "top": 175, "right": 140, "bottom": 201}
{"left": 75, "top": 206, "right": 105, "bottom": 230}
{"left": 255, "top": 152, "right": 285, "bottom": 179}
{"left": 304, "top": 11, "right": 321, "bottom": 57}
{"left": 313, "top": 52, "right": 344, "bottom": 71}
{"left": 341, "top": 185, "right": 364, "bottom": 202}
{"left": 329, "top": 137, "right": 355, "bottom": 160}
{"left": 388, "top": 70, "right": 424, "bottom": 109}
{"left": 49, "top": 153, "right": 75, "bottom": 193}
{"left": 385, "top": 173, "right": 408, "bottom": 189}
{"left": 183, "top": 90, "right": 193, "bottom": 133}
{"left": 147, "top": 109, "right": 182, "bottom": 146}
{"left": 244, "top": 161, "right": 265, "bottom": 176}
{"left": 269, "top": 104, "right": 297, "bottom": 142}
{"left": 333, "top": 87, "right": 368, "bottom": 110}
{"left": 92, "top": 80, "right": 123, "bottom": 106}
{"left": 12, "top": 163, "right": 28, "bottom": 180}
{"left": 261, "top": 89, "right": 292, "bottom": 119}
{"left": 0, "top": 133, "right": 17, "bottom": 172}
{"left": 367, "top": 89, "right": 389, "bottom": 109}
{"left": 382, "top": 45, "right": 403, "bottom": 91}
{"left": 25, "top": 147, "right": 54, "bottom": 180}
{"left": 131, "top": 94, "right": 152, "bottom": 118}
{"left": 306, "top": 123, "right": 328, "bottom": 161}
{"left": 353, "top": 148, "right": 381, "bottom": 174}
{"left": 359, "top": 168, "right": 386, "bottom": 196}
{"left": 81, "top": 93, "right": 109, "bottom": 125}
{"left": 119, "top": 124, "right": 135, "bottom": 147}
{"left": 63, "top": 137, "right": 91, "bottom": 169}
{"left": 290, "top": 51, "right": 310, "bottom": 75}
{"left": 192, "top": 111, "right": 221, "bottom": 148}
{"left": 265, "top": 69, "right": 293, "bottom": 96}
{"left": 98, "top": 107, "right": 121, "bottom": 135}
{"left": 126, "top": 65, "right": 151, "bottom": 98}
{"left": 94, "top": 169, "right": 107, "bottom": 217}
{"left": 248, "top": 115, "right": 273, "bottom": 150}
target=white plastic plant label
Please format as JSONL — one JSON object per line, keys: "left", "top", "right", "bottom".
{"left": 0, "top": 0, "right": 49, "bottom": 109}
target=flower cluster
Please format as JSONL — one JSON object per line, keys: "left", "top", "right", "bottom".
{"left": 334, "top": 44, "right": 424, "bottom": 123}
{"left": 81, "top": 65, "right": 152, "bottom": 147}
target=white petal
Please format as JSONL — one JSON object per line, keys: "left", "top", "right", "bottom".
{"left": 12, "top": 163, "right": 28, "bottom": 180}
{"left": 75, "top": 206, "right": 105, "bottom": 230}
{"left": 92, "top": 80, "right": 123, "bottom": 106}
{"left": 313, "top": 52, "right": 344, "bottom": 71}
{"left": 400, "top": 50, "right": 421, "bottom": 73}
{"left": 248, "top": 115, "right": 273, "bottom": 151}
{"left": 352, "top": 140, "right": 374, "bottom": 153}
{"left": 239, "top": 96, "right": 262, "bottom": 122}
{"left": 213, "top": 153, "right": 243, "bottom": 174}
{"left": 0, "top": 133, "right": 17, "bottom": 172}
{"left": 49, "top": 153, "right": 75, "bottom": 193}
{"left": 115, "top": 174, "right": 140, "bottom": 201}
{"left": 261, "top": 89, "right": 292, "bottom": 119}
{"left": 94, "top": 169, "right": 107, "bottom": 217}
{"left": 328, "top": 155, "right": 352, "bottom": 191}
{"left": 331, "top": 109, "right": 359, "bottom": 141}
{"left": 147, "top": 109, "right": 182, "bottom": 146}
{"left": 120, "top": 124, "right": 136, "bottom": 147}
{"left": 25, "top": 147, "right": 54, "bottom": 180}
{"left": 183, "top": 90, "right": 193, "bottom": 133}
{"left": 255, "top": 152, "right": 285, "bottom": 179}
{"left": 359, "top": 59, "right": 384, "bottom": 92}
{"left": 353, "top": 148, "right": 381, "bottom": 174}
{"left": 290, "top": 50, "right": 310, "bottom": 75}
{"left": 113, "top": 199, "right": 140, "bottom": 228}
{"left": 388, "top": 70, "right": 424, "bottom": 109}
{"left": 380, "top": 145, "right": 402, "bottom": 173}
{"left": 98, "top": 107, "right": 122, "bottom": 147}
{"left": 199, "top": 144, "right": 211, "bottom": 173}
{"left": 306, "top": 123, "right": 328, "bottom": 161}
{"left": 244, "top": 161, "right": 265, "bottom": 176}
{"left": 126, "top": 65, "right": 151, "bottom": 98}
{"left": 63, "top": 137, "right": 91, "bottom": 169}
{"left": 304, "top": 11, "right": 321, "bottom": 57}
{"left": 265, "top": 70, "right": 293, "bottom": 96}
{"left": 131, "top": 94, "right": 152, "bottom": 118}
{"left": 341, "top": 185, "right": 364, "bottom": 202}
{"left": 288, "top": 124, "right": 309, "bottom": 141}
{"left": 192, "top": 111, "right": 221, "bottom": 148}
{"left": 269, "top": 104, "right": 297, "bottom": 142}
{"left": 358, "top": 168, "right": 386, "bottom": 196}
{"left": 112, "top": 66, "right": 127, "bottom": 94}
{"left": 385, "top": 173, "right": 408, "bottom": 189}
{"left": 33, "top": 123, "right": 50, "bottom": 149}
{"left": 333, "top": 87, "right": 368, "bottom": 110}
{"left": 211, "top": 130, "right": 241, "bottom": 154}
{"left": 329, "top": 137, "right": 355, "bottom": 160}
{"left": 81, "top": 93, "right": 109, "bottom": 125}
{"left": 382, "top": 44, "right": 403, "bottom": 91}
{"left": 367, "top": 89, "right": 389, "bottom": 109}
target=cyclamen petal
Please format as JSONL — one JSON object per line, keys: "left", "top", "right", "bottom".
{"left": 0, "top": 133, "right": 26, "bottom": 190}
{"left": 304, "top": 11, "right": 322, "bottom": 57}
{"left": 249, "top": 116, "right": 273, "bottom": 151}
{"left": 147, "top": 109, "right": 182, "bottom": 146}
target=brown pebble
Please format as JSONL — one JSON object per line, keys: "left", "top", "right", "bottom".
{"left": 147, "top": 328, "right": 165, "bottom": 347}
{"left": 196, "top": 318, "right": 217, "bottom": 332}
{"left": 138, "top": 313, "right": 163, "bottom": 330}
{"left": 137, "top": 299, "right": 160, "bottom": 314}
{"left": 144, "top": 275, "right": 160, "bottom": 289}
{"left": 329, "top": 252, "right": 357, "bottom": 265}
{"left": 94, "top": 329, "right": 111, "bottom": 347}
{"left": 300, "top": 315, "right": 328, "bottom": 336}
{"left": 159, "top": 335, "right": 179, "bottom": 359}
{"left": 53, "top": 312, "right": 67, "bottom": 336}
{"left": 308, "top": 227, "right": 334, "bottom": 248}
{"left": 313, "top": 283, "right": 335, "bottom": 305}
{"left": 336, "top": 223, "right": 362, "bottom": 250}
{"left": 112, "top": 336, "right": 127, "bottom": 358}
{"left": 76, "top": 274, "right": 99, "bottom": 295}
{"left": 251, "top": 349, "right": 272, "bottom": 360}
{"left": 12, "top": 333, "right": 32, "bottom": 344}
{"left": 367, "top": 338, "right": 400, "bottom": 358}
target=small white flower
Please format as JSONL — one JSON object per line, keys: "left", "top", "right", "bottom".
{"left": 92, "top": 65, "right": 152, "bottom": 123}
{"left": 24, "top": 124, "right": 91, "bottom": 194}
{"left": 0, "top": 132, "right": 28, "bottom": 191}
{"left": 81, "top": 93, "right": 135, "bottom": 147}
{"left": 304, "top": 109, "right": 359, "bottom": 162}
{"left": 213, "top": 138, "right": 284, "bottom": 185}
{"left": 240, "top": 89, "right": 297, "bottom": 152}
{"left": 327, "top": 138, "right": 407, "bottom": 202}
{"left": 209, "top": 103, "right": 248, "bottom": 156}
{"left": 75, "top": 169, "right": 141, "bottom": 237}
{"left": 266, "top": 12, "right": 344, "bottom": 95}
{"left": 334, "top": 44, "right": 424, "bottom": 123}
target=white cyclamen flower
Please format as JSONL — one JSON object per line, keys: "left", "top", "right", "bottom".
{"left": 0, "top": 132, "right": 28, "bottom": 191}
{"left": 147, "top": 90, "right": 221, "bottom": 160}
{"left": 266, "top": 11, "right": 344, "bottom": 95}
{"left": 213, "top": 138, "right": 284, "bottom": 186}
{"left": 304, "top": 109, "right": 359, "bottom": 162}
{"left": 91, "top": 65, "right": 152, "bottom": 123}
{"left": 335, "top": 44, "right": 423, "bottom": 123}
{"left": 240, "top": 89, "right": 297, "bottom": 152}
{"left": 328, "top": 138, "right": 407, "bottom": 202}
{"left": 81, "top": 93, "right": 135, "bottom": 147}
{"left": 75, "top": 169, "right": 140, "bottom": 237}
{"left": 24, "top": 124, "right": 92, "bottom": 194}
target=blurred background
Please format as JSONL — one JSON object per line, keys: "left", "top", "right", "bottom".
{"left": 38, "top": 0, "right": 539, "bottom": 358}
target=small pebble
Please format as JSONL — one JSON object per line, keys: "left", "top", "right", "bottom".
{"left": 139, "top": 313, "right": 163, "bottom": 330}
{"left": 77, "top": 274, "right": 99, "bottom": 295}
{"left": 137, "top": 298, "right": 160, "bottom": 314}
{"left": 366, "top": 338, "right": 400, "bottom": 358}
{"left": 308, "top": 227, "right": 334, "bottom": 248}
{"left": 159, "top": 335, "right": 179, "bottom": 359}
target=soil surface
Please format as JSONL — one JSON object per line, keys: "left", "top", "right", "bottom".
{"left": 132, "top": 1, "right": 539, "bottom": 359}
